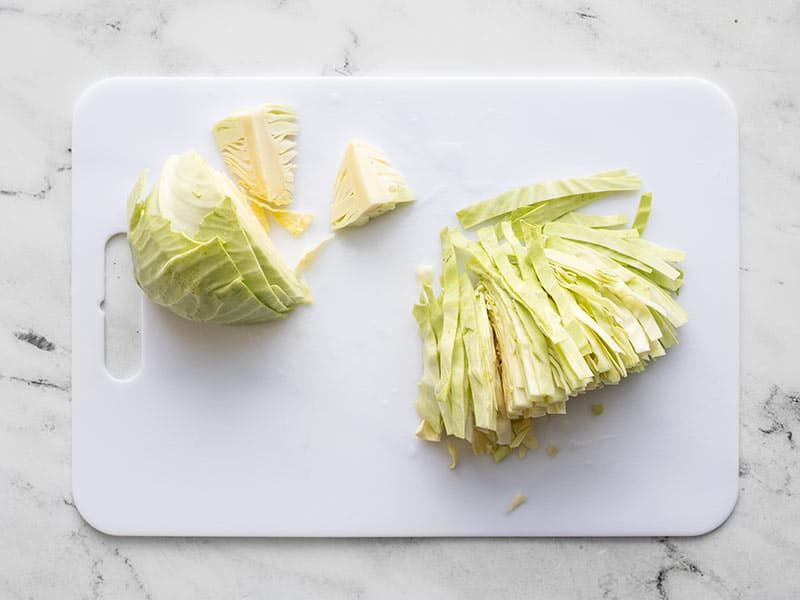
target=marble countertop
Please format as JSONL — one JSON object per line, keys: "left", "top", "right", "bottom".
{"left": 1, "top": 0, "right": 798, "bottom": 597}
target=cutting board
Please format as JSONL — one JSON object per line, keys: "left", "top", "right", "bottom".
{"left": 72, "top": 77, "right": 739, "bottom": 536}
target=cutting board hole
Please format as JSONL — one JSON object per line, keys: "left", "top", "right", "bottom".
{"left": 104, "top": 233, "right": 142, "bottom": 379}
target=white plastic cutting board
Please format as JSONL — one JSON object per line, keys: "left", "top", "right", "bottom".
{"left": 72, "top": 77, "right": 739, "bottom": 536}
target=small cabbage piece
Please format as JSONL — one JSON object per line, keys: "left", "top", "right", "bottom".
{"left": 413, "top": 267, "right": 444, "bottom": 440}
{"left": 413, "top": 170, "right": 687, "bottom": 463}
{"left": 213, "top": 104, "right": 313, "bottom": 236}
{"left": 262, "top": 207, "right": 314, "bottom": 237}
{"left": 330, "top": 140, "right": 415, "bottom": 230}
{"left": 127, "top": 150, "right": 309, "bottom": 324}
{"left": 507, "top": 493, "right": 527, "bottom": 513}
{"left": 296, "top": 235, "right": 333, "bottom": 276}
{"left": 632, "top": 192, "right": 652, "bottom": 235}
{"left": 447, "top": 440, "right": 459, "bottom": 469}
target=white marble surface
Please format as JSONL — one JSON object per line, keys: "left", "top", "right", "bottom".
{"left": 0, "top": 0, "right": 798, "bottom": 597}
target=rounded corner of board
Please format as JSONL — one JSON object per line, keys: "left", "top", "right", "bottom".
{"left": 74, "top": 77, "right": 133, "bottom": 122}
{"left": 71, "top": 481, "right": 126, "bottom": 537}
{"left": 686, "top": 483, "right": 740, "bottom": 538}
{"left": 683, "top": 77, "right": 738, "bottom": 123}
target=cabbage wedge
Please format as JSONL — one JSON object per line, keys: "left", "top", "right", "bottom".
{"left": 127, "top": 150, "right": 310, "bottom": 324}
{"left": 330, "top": 140, "right": 415, "bottom": 230}
{"left": 213, "top": 104, "right": 313, "bottom": 236}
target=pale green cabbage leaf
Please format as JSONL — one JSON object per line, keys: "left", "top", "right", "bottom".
{"left": 456, "top": 169, "right": 642, "bottom": 229}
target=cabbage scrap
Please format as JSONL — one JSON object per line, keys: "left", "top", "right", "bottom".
{"left": 253, "top": 202, "right": 314, "bottom": 238}
{"left": 448, "top": 440, "right": 459, "bottom": 469}
{"left": 632, "top": 192, "right": 652, "bottom": 235}
{"left": 330, "top": 140, "right": 415, "bottom": 230}
{"left": 127, "top": 151, "right": 309, "bottom": 324}
{"left": 413, "top": 171, "right": 686, "bottom": 462}
{"left": 507, "top": 493, "right": 528, "bottom": 513}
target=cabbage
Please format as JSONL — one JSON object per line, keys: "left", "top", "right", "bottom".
{"left": 459, "top": 274, "right": 498, "bottom": 431}
{"left": 330, "top": 140, "right": 415, "bottom": 229}
{"left": 456, "top": 169, "right": 641, "bottom": 229}
{"left": 507, "top": 492, "right": 527, "bottom": 513}
{"left": 632, "top": 192, "right": 652, "bottom": 234}
{"left": 447, "top": 440, "right": 459, "bottom": 469}
{"left": 127, "top": 150, "right": 309, "bottom": 324}
{"left": 412, "top": 267, "right": 443, "bottom": 439}
{"left": 435, "top": 228, "right": 463, "bottom": 436}
{"left": 414, "top": 171, "right": 687, "bottom": 464}
{"left": 213, "top": 104, "right": 313, "bottom": 236}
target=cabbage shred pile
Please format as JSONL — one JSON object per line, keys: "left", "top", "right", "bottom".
{"left": 413, "top": 170, "right": 687, "bottom": 462}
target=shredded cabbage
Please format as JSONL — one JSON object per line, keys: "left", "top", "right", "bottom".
{"left": 507, "top": 493, "right": 528, "bottom": 513}
{"left": 413, "top": 170, "right": 686, "bottom": 462}
{"left": 456, "top": 169, "right": 641, "bottom": 229}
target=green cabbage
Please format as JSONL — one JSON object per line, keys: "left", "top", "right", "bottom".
{"left": 507, "top": 492, "right": 527, "bottom": 513}
{"left": 413, "top": 267, "right": 443, "bottom": 440}
{"left": 330, "top": 140, "right": 415, "bottom": 229}
{"left": 213, "top": 104, "right": 313, "bottom": 237}
{"left": 456, "top": 169, "right": 642, "bottom": 229}
{"left": 414, "top": 171, "right": 687, "bottom": 464}
{"left": 632, "top": 192, "right": 652, "bottom": 235}
{"left": 127, "top": 150, "right": 309, "bottom": 324}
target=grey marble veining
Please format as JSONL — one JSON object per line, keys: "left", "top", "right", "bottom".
{"left": 1, "top": 0, "right": 798, "bottom": 598}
